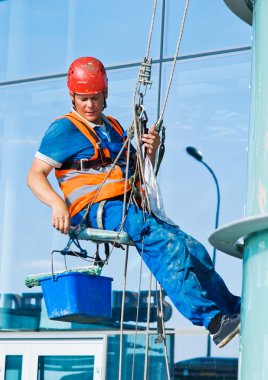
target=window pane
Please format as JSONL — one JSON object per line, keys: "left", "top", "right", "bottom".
{"left": 154, "top": 51, "right": 249, "bottom": 360}
{"left": 0, "top": 0, "right": 161, "bottom": 81}
{"left": 174, "top": 355, "right": 238, "bottom": 379}
{"left": 106, "top": 334, "right": 173, "bottom": 380}
{"left": 37, "top": 356, "right": 94, "bottom": 380}
{"left": 4, "top": 355, "right": 22, "bottom": 380}
{"left": 165, "top": 0, "right": 252, "bottom": 57}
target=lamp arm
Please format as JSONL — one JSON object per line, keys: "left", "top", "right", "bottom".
{"left": 201, "top": 161, "right": 221, "bottom": 230}
{"left": 201, "top": 160, "right": 221, "bottom": 358}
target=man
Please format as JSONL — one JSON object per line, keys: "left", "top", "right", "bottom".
{"left": 27, "top": 56, "right": 241, "bottom": 348}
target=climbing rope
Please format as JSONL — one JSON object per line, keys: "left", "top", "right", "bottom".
{"left": 121, "top": 130, "right": 134, "bottom": 226}
{"left": 159, "top": 286, "right": 171, "bottom": 380}
{"left": 131, "top": 254, "right": 144, "bottom": 380}
{"left": 155, "top": 0, "right": 190, "bottom": 132}
{"left": 145, "top": 0, "right": 158, "bottom": 60}
{"left": 144, "top": 272, "right": 153, "bottom": 380}
{"left": 118, "top": 245, "right": 129, "bottom": 380}
{"left": 124, "top": 1, "right": 191, "bottom": 380}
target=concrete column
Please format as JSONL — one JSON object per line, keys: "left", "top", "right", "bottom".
{"left": 239, "top": 0, "right": 268, "bottom": 379}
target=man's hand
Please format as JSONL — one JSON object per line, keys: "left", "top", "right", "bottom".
{"left": 27, "top": 158, "right": 71, "bottom": 235}
{"left": 52, "top": 203, "right": 70, "bottom": 234}
{"left": 141, "top": 125, "right": 160, "bottom": 166}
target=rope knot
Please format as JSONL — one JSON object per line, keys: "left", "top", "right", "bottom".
{"left": 127, "top": 123, "right": 135, "bottom": 140}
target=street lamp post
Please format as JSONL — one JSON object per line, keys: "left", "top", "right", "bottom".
{"left": 186, "top": 146, "right": 221, "bottom": 357}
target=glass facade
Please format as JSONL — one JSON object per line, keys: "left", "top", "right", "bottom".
{"left": 106, "top": 334, "right": 174, "bottom": 379}
{"left": 4, "top": 355, "right": 23, "bottom": 380}
{"left": 0, "top": 0, "right": 252, "bottom": 378}
{"left": 37, "top": 356, "right": 94, "bottom": 380}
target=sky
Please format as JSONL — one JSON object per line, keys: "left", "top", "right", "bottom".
{"left": 0, "top": 0, "right": 253, "bottom": 364}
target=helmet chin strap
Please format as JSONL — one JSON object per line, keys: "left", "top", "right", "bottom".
{"left": 72, "top": 93, "right": 77, "bottom": 111}
{"left": 103, "top": 98, "right": 107, "bottom": 110}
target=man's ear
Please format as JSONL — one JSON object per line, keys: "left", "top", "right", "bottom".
{"left": 69, "top": 91, "right": 75, "bottom": 105}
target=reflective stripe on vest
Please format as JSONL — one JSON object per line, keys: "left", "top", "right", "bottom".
{"left": 55, "top": 113, "right": 131, "bottom": 217}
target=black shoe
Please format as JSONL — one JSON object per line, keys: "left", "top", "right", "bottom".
{"left": 212, "top": 314, "right": 240, "bottom": 348}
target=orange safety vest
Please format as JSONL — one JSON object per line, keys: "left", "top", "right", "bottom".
{"left": 55, "top": 112, "right": 131, "bottom": 217}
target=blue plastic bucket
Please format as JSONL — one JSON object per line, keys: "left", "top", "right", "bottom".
{"left": 40, "top": 272, "right": 113, "bottom": 323}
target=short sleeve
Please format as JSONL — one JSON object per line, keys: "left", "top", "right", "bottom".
{"left": 36, "top": 118, "right": 95, "bottom": 166}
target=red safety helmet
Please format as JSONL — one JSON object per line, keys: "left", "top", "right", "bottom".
{"left": 67, "top": 57, "right": 108, "bottom": 97}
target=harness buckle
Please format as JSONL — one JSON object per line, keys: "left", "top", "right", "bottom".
{"left": 80, "top": 158, "right": 89, "bottom": 171}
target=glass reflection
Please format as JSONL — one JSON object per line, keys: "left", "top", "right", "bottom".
{"left": 174, "top": 357, "right": 238, "bottom": 379}
{"left": 4, "top": 355, "right": 23, "bottom": 380}
{"left": 0, "top": 0, "right": 161, "bottom": 82}
{"left": 37, "top": 356, "right": 94, "bottom": 380}
{"left": 106, "top": 334, "right": 173, "bottom": 380}
{"left": 164, "top": 0, "right": 251, "bottom": 56}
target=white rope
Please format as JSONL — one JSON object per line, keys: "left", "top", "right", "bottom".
{"left": 121, "top": 136, "right": 132, "bottom": 225}
{"left": 131, "top": 254, "right": 144, "bottom": 380}
{"left": 130, "top": 1, "right": 159, "bottom": 214}
{"left": 159, "top": 285, "right": 171, "bottom": 380}
{"left": 145, "top": 0, "right": 158, "bottom": 60}
{"left": 118, "top": 246, "right": 129, "bottom": 380}
{"left": 156, "top": 0, "right": 190, "bottom": 129}
{"left": 132, "top": 108, "right": 152, "bottom": 215}
{"left": 128, "top": 2, "right": 191, "bottom": 378}
{"left": 143, "top": 272, "right": 153, "bottom": 380}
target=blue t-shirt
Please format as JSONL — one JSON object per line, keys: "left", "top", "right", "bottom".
{"left": 36, "top": 114, "right": 134, "bottom": 167}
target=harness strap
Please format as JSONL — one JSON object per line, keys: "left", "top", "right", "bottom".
{"left": 67, "top": 114, "right": 101, "bottom": 145}
{"left": 64, "top": 113, "right": 110, "bottom": 161}
{"left": 93, "top": 243, "right": 110, "bottom": 268}
{"left": 97, "top": 200, "right": 107, "bottom": 230}
{"left": 94, "top": 199, "right": 127, "bottom": 251}
{"left": 58, "top": 157, "right": 112, "bottom": 171}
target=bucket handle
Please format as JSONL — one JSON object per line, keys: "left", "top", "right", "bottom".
{"left": 50, "top": 250, "right": 66, "bottom": 281}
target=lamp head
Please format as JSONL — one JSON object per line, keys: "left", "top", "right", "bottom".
{"left": 186, "top": 146, "right": 203, "bottom": 162}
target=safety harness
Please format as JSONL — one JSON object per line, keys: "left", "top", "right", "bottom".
{"left": 55, "top": 112, "right": 134, "bottom": 218}
{"left": 58, "top": 112, "right": 124, "bottom": 170}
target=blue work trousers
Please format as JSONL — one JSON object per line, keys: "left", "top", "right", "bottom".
{"left": 74, "top": 200, "right": 241, "bottom": 329}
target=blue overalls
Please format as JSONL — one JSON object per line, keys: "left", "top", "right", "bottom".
{"left": 86, "top": 200, "right": 241, "bottom": 328}
{"left": 71, "top": 123, "right": 241, "bottom": 329}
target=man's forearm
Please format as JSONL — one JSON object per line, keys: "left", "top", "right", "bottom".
{"left": 27, "top": 171, "right": 65, "bottom": 209}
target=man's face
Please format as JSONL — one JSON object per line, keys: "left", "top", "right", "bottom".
{"left": 72, "top": 92, "right": 105, "bottom": 124}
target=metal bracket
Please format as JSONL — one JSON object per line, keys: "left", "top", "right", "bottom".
{"left": 138, "top": 58, "right": 153, "bottom": 87}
